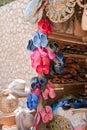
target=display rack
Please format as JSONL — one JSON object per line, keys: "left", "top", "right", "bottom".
{"left": 0, "top": 31, "right": 87, "bottom": 129}
{"left": 48, "top": 32, "right": 87, "bottom": 98}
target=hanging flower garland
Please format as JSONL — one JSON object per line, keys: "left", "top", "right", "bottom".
{"left": 24, "top": 0, "right": 65, "bottom": 130}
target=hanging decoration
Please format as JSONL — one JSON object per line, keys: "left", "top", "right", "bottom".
{"left": 24, "top": 0, "right": 48, "bottom": 24}
{"left": 76, "top": 0, "right": 87, "bottom": 30}
{"left": 24, "top": 1, "right": 66, "bottom": 129}
{"left": 45, "top": 0, "right": 76, "bottom": 23}
{"left": 24, "top": 0, "right": 84, "bottom": 129}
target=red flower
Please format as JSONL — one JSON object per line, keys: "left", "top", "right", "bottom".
{"left": 38, "top": 19, "right": 52, "bottom": 34}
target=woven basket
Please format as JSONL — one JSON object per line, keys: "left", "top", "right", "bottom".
{"left": 2, "top": 125, "right": 18, "bottom": 130}
{"left": 0, "top": 92, "right": 18, "bottom": 113}
{"left": 46, "top": 115, "right": 73, "bottom": 130}
{"left": 0, "top": 115, "right": 16, "bottom": 126}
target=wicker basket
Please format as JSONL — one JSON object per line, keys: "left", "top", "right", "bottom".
{"left": 0, "top": 114, "right": 16, "bottom": 126}
{"left": 0, "top": 92, "right": 18, "bottom": 113}
{"left": 2, "top": 125, "right": 18, "bottom": 130}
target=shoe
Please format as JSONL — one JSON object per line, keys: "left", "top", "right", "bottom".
{"left": 56, "top": 53, "right": 65, "bottom": 67}
{"left": 24, "top": 0, "right": 42, "bottom": 20}
{"left": 27, "top": 39, "right": 37, "bottom": 51}
{"left": 30, "top": 77, "right": 39, "bottom": 89}
{"left": 39, "top": 31, "right": 48, "bottom": 47}
{"left": 47, "top": 82, "right": 56, "bottom": 99}
{"left": 45, "top": 106, "right": 53, "bottom": 121}
{"left": 32, "top": 31, "right": 48, "bottom": 47}
{"left": 40, "top": 109, "right": 48, "bottom": 123}
{"left": 27, "top": 93, "right": 39, "bottom": 109}
{"left": 38, "top": 76, "right": 48, "bottom": 87}
{"left": 32, "top": 87, "right": 41, "bottom": 97}
{"left": 48, "top": 40, "right": 60, "bottom": 53}
{"left": 38, "top": 19, "right": 52, "bottom": 34}
{"left": 42, "top": 88, "right": 49, "bottom": 100}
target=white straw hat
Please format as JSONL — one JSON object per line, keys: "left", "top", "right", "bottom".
{"left": 7, "top": 79, "right": 30, "bottom": 97}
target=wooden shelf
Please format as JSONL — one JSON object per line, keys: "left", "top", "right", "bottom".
{"left": 48, "top": 32, "right": 87, "bottom": 45}
{"left": 54, "top": 81, "right": 87, "bottom": 88}
{"left": 48, "top": 32, "right": 87, "bottom": 59}
{"left": 47, "top": 31, "right": 87, "bottom": 89}
{"left": 0, "top": 113, "right": 16, "bottom": 126}
{"left": 63, "top": 53, "right": 87, "bottom": 59}
{"left": 0, "top": 109, "right": 36, "bottom": 126}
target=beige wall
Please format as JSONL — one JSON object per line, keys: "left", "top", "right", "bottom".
{"left": 0, "top": 0, "right": 37, "bottom": 88}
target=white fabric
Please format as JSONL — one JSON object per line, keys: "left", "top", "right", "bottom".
{"left": 53, "top": 107, "right": 87, "bottom": 128}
